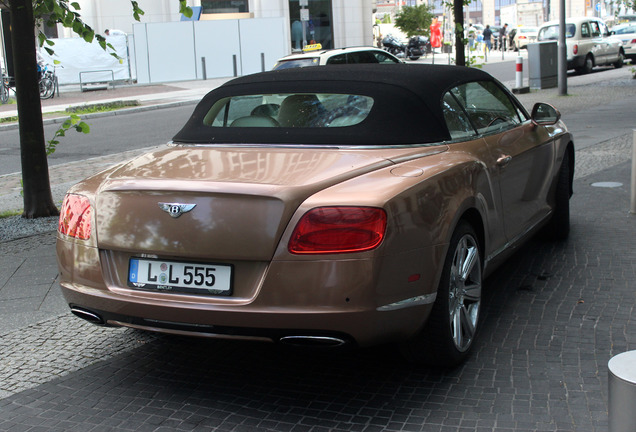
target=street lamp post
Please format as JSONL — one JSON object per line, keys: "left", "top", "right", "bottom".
{"left": 558, "top": 0, "right": 567, "bottom": 95}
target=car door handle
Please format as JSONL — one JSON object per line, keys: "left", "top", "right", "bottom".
{"left": 497, "top": 155, "right": 512, "bottom": 167}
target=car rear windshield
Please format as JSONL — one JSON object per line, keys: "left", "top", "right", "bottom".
{"left": 614, "top": 25, "right": 636, "bottom": 34}
{"left": 272, "top": 58, "right": 319, "bottom": 70}
{"left": 202, "top": 93, "right": 374, "bottom": 128}
{"left": 537, "top": 24, "right": 577, "bottom": 40}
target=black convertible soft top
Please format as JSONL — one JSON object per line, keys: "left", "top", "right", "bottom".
{"left": 172, "top": 64, "right": 501, "bottom": 146}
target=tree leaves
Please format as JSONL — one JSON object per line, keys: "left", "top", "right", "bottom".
{"left": 394, "top": 5, "right": 435, "bottom": 37}
{"left": 180, "top": 0, "right": 193, "bottom": 18}
{"left": 47, "top": 114, "right": 90, "bottom": 156}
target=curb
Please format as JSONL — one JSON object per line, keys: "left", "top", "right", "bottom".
{"left": 0, "top": 99, "right": 199, "bottom": 132}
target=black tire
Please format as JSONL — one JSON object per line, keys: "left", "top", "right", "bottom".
{"left": 614, "top": 51, "right": 624, "bottom": 68}
{"left": 400, "top": 221, "right": 482, "bottom": 367}
{"left": 577, "top": 55, "right": 593, "bottom": 74}
{"left": 408, "top": 56, "right": 420, "bottom": 61}
{"left": 0, "top": 76, "right": 8, "bottom": 104}
{"left": 39, "top": 77, "right": 55, "bottom": 100}
{"left": 545, "top": 150, "right": 571, "bottom": 241}
{"left": 0, "top": 84, "right": 7, "bottom": 104}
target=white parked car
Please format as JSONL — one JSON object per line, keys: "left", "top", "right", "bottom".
{"left": 512, "top": 26, "right": 538, "bottom": 50}
{"left": 272, "top": 47, "right": 403, "bottom": 70}
{"left": 537, "top": 17, "right": 625, "bottom": 73}
{"left": 611, "top": 23, "right": 636, "bottom": 62}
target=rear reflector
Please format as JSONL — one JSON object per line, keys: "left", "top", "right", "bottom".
{"left": 58, "top": 194, "right": 92, "bottom": 240}
{"left": 289, "top": 206, "right": 387, "bottom": 254}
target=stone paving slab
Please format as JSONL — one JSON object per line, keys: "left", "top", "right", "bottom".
{"left": 0, "top": 161, "right": 633, "bottom": 431}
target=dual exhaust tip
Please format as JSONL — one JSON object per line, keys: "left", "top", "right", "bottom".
{"left": 70, "top": 306, "right": 105, "bottom": 325}
{"left": 69, "top": 306, "right": 348, "bottom": 347}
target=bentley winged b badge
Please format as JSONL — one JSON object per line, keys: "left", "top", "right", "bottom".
{"left": 158, "top": 203, "right": 196, "bottom": 218}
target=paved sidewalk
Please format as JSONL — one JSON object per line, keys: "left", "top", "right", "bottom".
{"left": 0, "top": 65, "right": 635, "bottom": 431}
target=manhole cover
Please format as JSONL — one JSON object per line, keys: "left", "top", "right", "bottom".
{"left": 591, "top": 182, "right": 623, "bottom": 188}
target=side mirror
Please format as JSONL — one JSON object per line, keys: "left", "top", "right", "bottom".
{"left": 531, "top": 102, "right": 561, "bottom": 126}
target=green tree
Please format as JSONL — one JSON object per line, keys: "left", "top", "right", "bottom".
{"left": 453, "top": 0, "right": 466, "bottom": 66}
{"left": 0, "top": 0, "right": 191, "bottom": 218}
{"left": 394, "top": 4, "right": 435, "bottom": 37}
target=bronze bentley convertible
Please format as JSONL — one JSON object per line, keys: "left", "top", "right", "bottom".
{"left": 56, "top": 64, "right": 574, "bottom": 366}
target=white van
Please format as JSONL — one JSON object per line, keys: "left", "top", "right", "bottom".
{"left": 537, "top": 17, "right": 625, "bottom": 74}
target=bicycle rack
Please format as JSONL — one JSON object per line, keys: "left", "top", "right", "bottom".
{"left": 79, "top": 70, "right": 116, "bottom": 92}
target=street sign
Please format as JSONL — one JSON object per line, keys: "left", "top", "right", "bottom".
{"left": 300, "top": 9, "right": 309, "bottom": 21}
{"left": 299, "top": 0, "right": 308, "bottom": 6}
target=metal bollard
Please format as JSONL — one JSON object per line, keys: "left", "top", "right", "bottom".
{"left": 631, "top": 130, "right": 636, "bottom": 214}
{"left": 608, "top": 350, "right": 636, "bottom": 431}
{"left": 516, "top": 56, "right": 523, "bottom": 89}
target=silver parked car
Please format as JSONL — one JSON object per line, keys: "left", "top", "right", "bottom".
{"left": 538, "top": 17, "right": 625, "bottom": 73}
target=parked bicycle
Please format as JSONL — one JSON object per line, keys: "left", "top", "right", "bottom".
{"left": 0, "top": 72, "right": 11, "bottom": 104}
{"left": 1, "top": 63, "right": 57, "bottom": 104}
{"left": 38, "top": 63, "right": 56, "bottom": 100}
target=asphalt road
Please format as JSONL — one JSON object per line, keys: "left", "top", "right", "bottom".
{"left": 0, "top": 105, "right": 193, "bottom": 176}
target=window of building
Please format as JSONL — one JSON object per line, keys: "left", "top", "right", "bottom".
{"left": 289, "top": 0, "right": 333, "bottom": 51}
{"left": 201, "top": 1, "right": 249, "bottom": 14}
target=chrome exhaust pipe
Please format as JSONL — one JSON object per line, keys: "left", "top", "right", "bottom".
{"left": 279, "top": 335, "right": 348, "bottom": 348}
{"left": 70, "top": 307, "right": 105, "bottom": 325}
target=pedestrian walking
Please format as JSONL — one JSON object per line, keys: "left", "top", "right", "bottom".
{"left": 499, "top": 23, "right": 508, "bottom": 51}
{"left": 467, "top": 22, "right": 476, "bottom": 50}
{"left": 482, "top": 24, "right": 493, "bottom": 51}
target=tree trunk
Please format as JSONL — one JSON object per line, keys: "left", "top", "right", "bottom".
{"left": 453, "top": 0, "right": 465, "bottom": 67}
{"left": 9, "top": 0, "right": 59, "bottom": 218}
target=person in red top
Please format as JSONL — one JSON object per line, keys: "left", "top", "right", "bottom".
{"left": 430, "top": 18, "right": 442, "bottom": 49}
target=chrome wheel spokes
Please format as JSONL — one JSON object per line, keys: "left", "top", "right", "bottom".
{"left": 448, "top": 234, "right": 482, "bottom": 352}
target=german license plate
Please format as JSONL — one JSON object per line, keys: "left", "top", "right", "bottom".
{"left": 128, "top": 258, "right": 232, "bottom": 295}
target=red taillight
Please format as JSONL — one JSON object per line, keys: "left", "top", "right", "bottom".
{"left": 631, "top": 38, "right": 636, "bottom": 44}
{"left": 58, "top": 194, "right": 92, "bottom": 240}
{"left": 573, "top": 44, "right": 578, "bottom": 55}
{"left": 289, "top": 206, "right": 387, "bottom": 254}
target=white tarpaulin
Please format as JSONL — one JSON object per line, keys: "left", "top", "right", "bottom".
{"left": 39, "top": 34, "right": 130, "bottom": 85}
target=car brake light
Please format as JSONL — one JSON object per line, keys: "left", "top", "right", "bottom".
{"left": 573, "top": 44, "right": 578, "bottom": 55}
{"left": 289, "top": 206, "right": 387, "bottom": 254}
{"left": 631, "top": 38, "right": 636, "bottom": 44}
{"left": 58, "top": 194, "right": 92, "bottom": 240}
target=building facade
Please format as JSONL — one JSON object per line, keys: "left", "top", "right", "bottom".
{"left": 61, "top": 0, "right": 377, "bottom": 51}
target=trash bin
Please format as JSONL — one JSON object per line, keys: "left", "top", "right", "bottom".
{"left": 527, "top": 41, "right": 557, "bottom": 89}
{"left": 608, "top": 350, "right": 636, "bottom": 432}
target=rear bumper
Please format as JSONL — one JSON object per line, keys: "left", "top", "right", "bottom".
{"left": 60, "top": 281, "right": 434, "bottom": 347}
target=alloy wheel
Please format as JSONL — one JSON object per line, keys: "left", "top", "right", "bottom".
{"left": 447, "top": 233, "right": 482, "bottom": 352}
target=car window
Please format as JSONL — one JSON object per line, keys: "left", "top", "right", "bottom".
{"left": 326, "top": 54, "right": 347, "bottom": 65}
{"left": 581, "top": 23, "right": 591, "bottom": 38}
{"left": 449, "top": 81, "right": 522, "bottom": 135}
{"left": 326, "top": 51, "right": 380, "bottom": 65}
{"left": 202, "top": 93, "right": 374, "bottom": 128}
{"left": 442, "top": 93, "right": 476, "bottom": 140}
{"left": 599, "top": 21, "right": 610, "bottom": 36}
{"left": 373, "top": 51, "right": 401, "bottom": 64}
{"left": 272, "top": 58, "right": 319, "bottom": 70}
{"left": 590, "top": 21, "right": 601, "bottom": 37}
{"left": 614, "top": 25, "right": 636, "bottom": 34}
{"left": 538, "top": 24, "right": 576, "bottom": 40}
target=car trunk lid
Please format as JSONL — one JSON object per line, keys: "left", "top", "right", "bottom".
{"left": 94, "top": 146, "right": 396, "bottom": 260}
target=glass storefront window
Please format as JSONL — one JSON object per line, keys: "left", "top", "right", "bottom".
{"left": 289, "top": 0, "right": 333, "bottom": 51}
{"left": 201, "top": 1, "right": 249, "bottom": 13}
